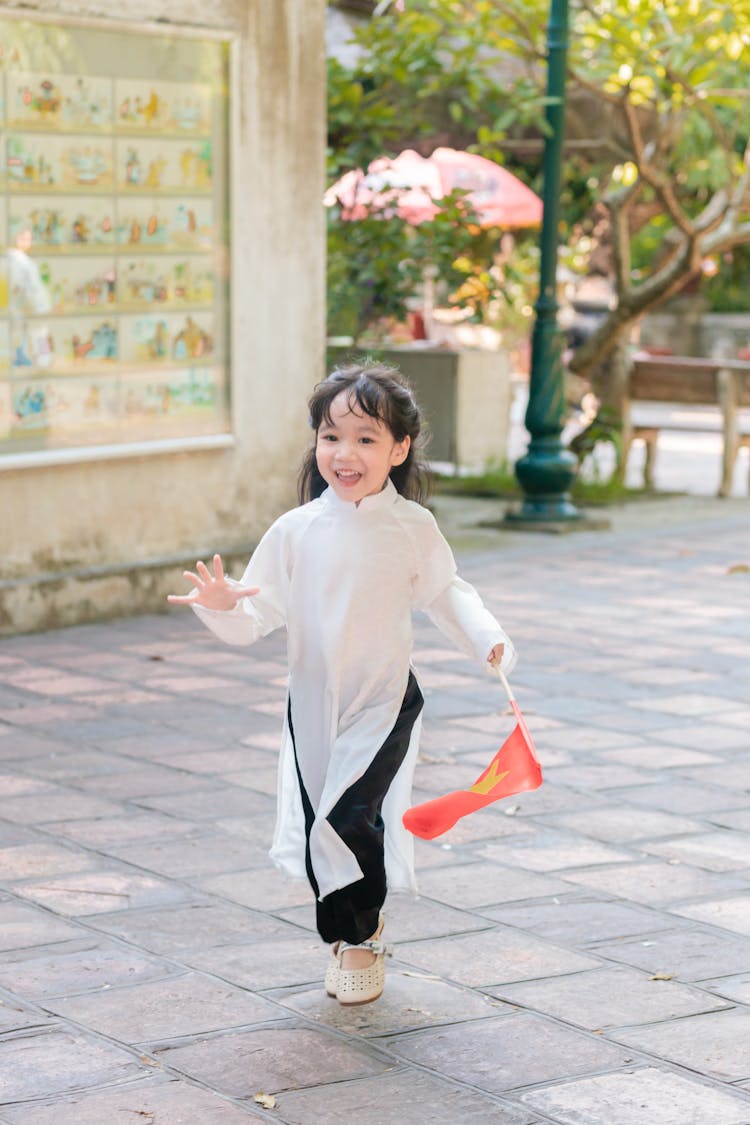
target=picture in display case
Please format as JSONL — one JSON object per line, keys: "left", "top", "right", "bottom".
{"left": 0, "top": 16, "right": 230, "bottom": 456}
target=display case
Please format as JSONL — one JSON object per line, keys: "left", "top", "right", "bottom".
{"left": 0, "top": 17, "right": 231, "bottom": 458}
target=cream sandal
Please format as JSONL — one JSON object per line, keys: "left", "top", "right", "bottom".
{"left": 336, "top": 917, "right": 393, "bottom": 1006}
{"left": 325, "top": 941, "right": 341, "bottom": 998}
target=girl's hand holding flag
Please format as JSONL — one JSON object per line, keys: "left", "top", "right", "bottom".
{"left": 402, "top": 666, "right": 542, "bottom": 840}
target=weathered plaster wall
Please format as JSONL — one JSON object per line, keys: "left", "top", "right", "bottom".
{"left": 0, "top": 0, "right": 327, "bottom": 633}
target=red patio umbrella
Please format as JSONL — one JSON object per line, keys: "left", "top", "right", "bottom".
{"left": 325, "top": 147, "right": 542, "bottom": 229}
{"left": 403, "top": 668, "right": 542, "bottom": 840}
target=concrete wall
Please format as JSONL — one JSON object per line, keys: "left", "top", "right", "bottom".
{"left": 0, "top": 0, "right": 327, "bottom": 633}
{"left": 327, "top": 346, "right": 514, "bottom": 469}
{"left": 640, "top": 306, "right": 750, "bottom": 359}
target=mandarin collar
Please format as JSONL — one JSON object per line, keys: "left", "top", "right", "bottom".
{"left": 322, "top": 477, "right": 398, "bottom": 512}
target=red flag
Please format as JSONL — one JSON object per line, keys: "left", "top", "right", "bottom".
{"left": 403, "top": 690, "right": 542, "bottom": 840}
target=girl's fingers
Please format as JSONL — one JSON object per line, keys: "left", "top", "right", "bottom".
{"left": 182, "top": 570, "right": 204, "bottom": 590}
{"left": 167, "top": 593, "right": 197, "bottom": 604}
{"left": 213, "top": 554, "right": 225, "bottom": 581}
{"left": 195, "top": 559, "right": 211, "bottom": 581}
{"left": 234, "top": 586, "right": 260, "bottom": 599}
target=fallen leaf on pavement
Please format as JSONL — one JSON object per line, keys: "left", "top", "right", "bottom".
{"left": 650, "top": 972, "right": 674, "bottom": 981}
{"left": 254, "top": 1093, "right": 277, "bottom": 1110}
{"left": 138, "top": 1055, "right": 161, "bottom": 1068}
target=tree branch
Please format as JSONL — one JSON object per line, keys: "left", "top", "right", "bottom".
{"left": 621, "top": 96, "right": 695, "bottom": 237}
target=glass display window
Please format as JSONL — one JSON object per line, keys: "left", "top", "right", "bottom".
{"left": 0, "top": 15, "right": 231, "bottom": 458}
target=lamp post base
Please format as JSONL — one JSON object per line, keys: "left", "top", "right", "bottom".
{"left": 505, "top": 493, "right": 582, "bottom": 522}
{"left": 501, "top": 504, "right": 610, "bottom": 533}
{"left": 503, "top": 441, "right": 610, "bottom": 531}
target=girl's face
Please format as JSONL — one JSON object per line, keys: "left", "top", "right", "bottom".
{"left": 316, "top": 390, "right": 410, "bottom": 505}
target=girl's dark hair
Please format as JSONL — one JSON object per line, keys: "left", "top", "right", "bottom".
{"left": 298, "top": 361, "right": 430, "bottom": 505}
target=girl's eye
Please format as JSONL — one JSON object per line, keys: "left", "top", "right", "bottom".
{"left": 359, "top": 437, "right": 373, "bottom": 444}
{"left": 320, "top": 433, "right": 337, "bottom": 442}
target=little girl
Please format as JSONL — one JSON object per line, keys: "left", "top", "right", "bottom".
{"left": 168, "top": 363, "right": 515, "bottom": 1006}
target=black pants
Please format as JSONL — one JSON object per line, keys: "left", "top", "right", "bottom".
{"left": 289, "top": 672, "right": 424, "bottom": 945}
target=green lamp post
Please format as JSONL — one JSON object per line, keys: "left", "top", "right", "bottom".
{"left": 507, "top": 0, "right": 581, "bottom": 525}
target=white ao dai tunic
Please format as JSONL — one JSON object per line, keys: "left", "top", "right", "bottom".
{"left": 193, "top": 481, "right": 515, "bottom": 899}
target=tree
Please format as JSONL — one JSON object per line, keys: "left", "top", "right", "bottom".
{"left": 328, "top": 1, "right": 750, "bottom": 446}
{"left": 326, "top": 2, "right": 548, "bottom": 343}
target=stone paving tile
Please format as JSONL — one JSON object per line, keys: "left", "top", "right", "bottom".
{"left": 0, "top": 703, "right": 99, "bottom": 728}
{"left": 106, "top": 833, "right": 270, "bottom": 878}
{"left": 489, "top": 964, "right": 730, "bottom": 1030}
{"left": 0, "top": 791, "right": 126, "bottom": 825}
{"left": 45, "top": 972, "right": 283, "bottom": 1045}
{"left": 183, "top": 933, "right": 330, "bottom": 992}
{"left": 540, "top": 805, "right": 705, "bottom": 843}
{"left": 193, "top": 868, "right": 315, "bottom": 912}
{"left": 558, "top": 859, "right": 748, "bottom": 905}
{"left": 156, "top": 1025, "right": 390, "bottom": 1098}
{"left": 708, "top": 808, "right": 750, "bottom": 831}
{"left": 0, "top": 1027, "right": 147, "bottom": 1104}
{"left": 0, "top": 994, "right": 54, "bottom": 1033}
{"left": 602, "top": 744, "right": 718, "bottom": 768}
{"left": 87, "top": 900, "right": 296, "bottom": 955}
{"left": 171, "top": 746, "right": 276, "bottom": 776}
{"left": 220, "top": 766, "right": 288, "bottom": 796}
{"left": 648, "top": 723, "right": 750, "bottom": 751}
{"left": 677, "top": 763, "right": 750, "bottom": 791}
{"left": 0, "top": 824, "right": 37, "bottom": 847}
{"left": 136, "top": 786, "right": 274, "bottom": 822}
{"left": 477, "top": 834, "right": 636, "bottom": 873}
{"left": 13, "top": 869, "right": 192, "bottom": 916}
{"left": 482, "top": 897, "right": 685, "bottom": 946}
{"left": 0, "top": 775, "right": 56, "bottom": 797}
{"left": 413, "top": 860, "right": 571, "bottom": 909}
{"left": 520, "top": 1066, "right": 750, "bottom": 1125}
{"left": 630, "top": 692, "right": 741, "bottom": 716}
{"left": 0, "top": 843, "right": 96, "bottom": 882}
{"left": 670, "top": 894, "right": 750, "bottom": 937}
{"left": 611, "top": 1008, "right": 750, "bottom": 1082}
{"left": 0, "top": 750, "right": 138, "bottom": 783}
{"left": 397, "top": 926, "right": 602, "bottom": 988}
{"left": 701, "top": 973, "right": 750, "bottom": 1005}
{"left": 0, "top": 734, "right": 64, "bottom": 761}
{"left": 590, "top": 927, "right": 750, "bottom": 982}
{"left": 73, "top": 765, "right": 211, "bottom": 800}
{"left": 275, "top": 1069, "right": 535, "bottom": 1125}
{"left": 542, "top": 764, "right": 650, "bottom": 791}
{"left": 0, "top": 939, "right": 173, "bottom": 1001}
{"left": 385, "top": 1011, "right": 633, "bottom": 1093}
{"left": 48, "top": 811, "right": 199, "bottom": 848}
{"left": 0, "top": 901, "right": 84, "bottom": 953}
{"left": 0, "top": 1076, "right": 264, "bottom": 1124}
{"left": 641, "top": 831, "right": 750, "bottom": 872}
{"left": 280, "top": 969, "right": 509, "bottom": 1037}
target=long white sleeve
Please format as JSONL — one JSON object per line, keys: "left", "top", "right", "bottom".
{"left": 425, "top": 576, "right": 517, "bottom": 672}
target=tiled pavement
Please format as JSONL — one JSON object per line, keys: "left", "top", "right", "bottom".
{"left": 0, "top": 493, "right": 749, "bottom": 1124}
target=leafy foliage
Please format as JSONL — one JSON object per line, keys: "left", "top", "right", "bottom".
{"left": 328, "top": 0, "right": 750, "bottom": 364}
{"left": 326, "top": 188, "right": 504, "bottom": 342}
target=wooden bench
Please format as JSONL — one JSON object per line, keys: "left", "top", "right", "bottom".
{"left": 624, "top": 353, "right": 750, "bottom": 496}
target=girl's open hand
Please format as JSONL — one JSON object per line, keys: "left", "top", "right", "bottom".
{"left": 167, "top": 554, "right": 259, "bottom": 612}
